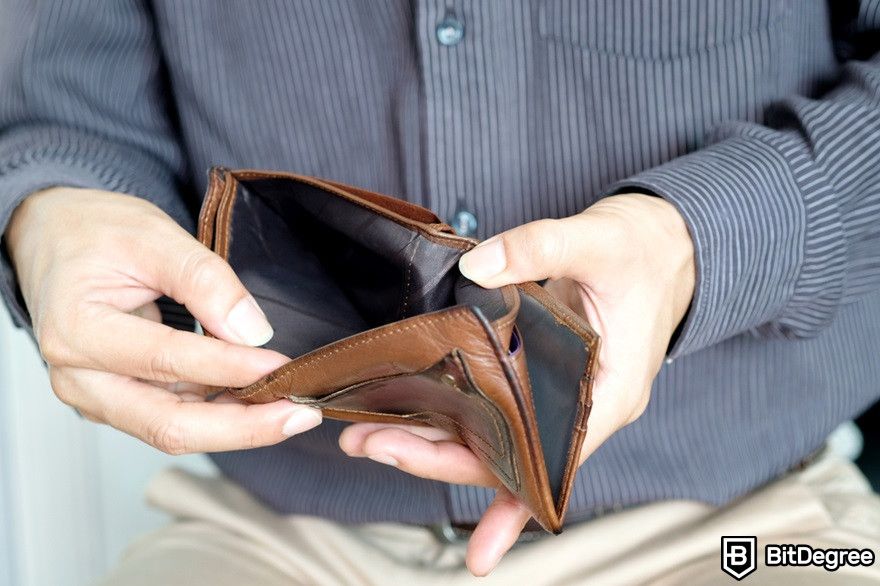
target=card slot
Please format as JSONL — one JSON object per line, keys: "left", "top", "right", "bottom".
{"left": 288, "top": 350, "right": 520, "bottom": 491}
{"left": 242, "top": 177, "right": 463, "bottom": 327}
{"left": 515, "top": 290, "right": 591, "bottom": 505}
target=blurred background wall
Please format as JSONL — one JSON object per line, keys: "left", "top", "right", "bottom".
{"left": 0, "top": 306, "right": 216, "bottom": 586}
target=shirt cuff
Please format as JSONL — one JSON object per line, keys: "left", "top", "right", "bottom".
{"left": 606, "top": 131, "right": 846, "bottom": 358}
{"left": 0, "top": 126, "right": 193, "bottom": 328}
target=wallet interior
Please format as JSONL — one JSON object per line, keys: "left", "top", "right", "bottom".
{"left": 225, "top": 177, "right": 586, "bottom": 504}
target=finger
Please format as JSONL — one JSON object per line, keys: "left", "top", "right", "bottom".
{"left": 542, "top": 277, "right": 590, "bottom": 320}
{"left": 135, "top": 226, "right": 274, "bottom": 347}
{"left": 169, "top": 381, "right": 215, "bottom": 402}
{"left": 66, "top": 304, "right": 288, "bottom": 386}
{"left": 343, "top": 426, "right": 498, "bottom": 487}
{"left": 147, "top": 377, "right": 226, "bottom": 401}
{"left": 77, "top": 408, "right": 105, "bottom": 424}
{"left": 458, "top": 215, "right": 601, "bottom": 289}
{"left": 210, "top": 391, "right": 250, "bottom": 404}
{"left": 576, "top": 371, "right": 643, "bottom": 465}
{"left": 60, "top": 367, "right": 322, "bottom": 453}
{"left": 338, "top": 422, "right": 458, "bottom": 455}
{"left": 149, "top": 379, "right": 212, "bottom": 394}
{"left": 466, "top": 489, "right": 532, "bottom": 576}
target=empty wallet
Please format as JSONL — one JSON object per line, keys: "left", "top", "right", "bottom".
{"left": 197, "top": 167, "right": 600, "bottom": 533}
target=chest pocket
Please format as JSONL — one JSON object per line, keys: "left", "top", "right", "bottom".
{"left": 538, "top": 0, "right": 788, "bottom": 60}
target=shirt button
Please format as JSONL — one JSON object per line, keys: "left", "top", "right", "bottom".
{"left": 436, "top": 15, "right": 464, "bottom": 46}
{"left": 450, "top": 209, "right": 478, "bottom": 237}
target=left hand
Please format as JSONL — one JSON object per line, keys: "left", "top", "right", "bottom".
{"left": 339, "top": 193, "right": 695, "bottom": 575}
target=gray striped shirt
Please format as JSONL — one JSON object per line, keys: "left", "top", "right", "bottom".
{"left": 1, "top": 0, "right": 879, "bottom": 525}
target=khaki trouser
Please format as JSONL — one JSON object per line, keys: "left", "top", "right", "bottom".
{"left": 98, "top": 451, "right": 880, "bottom": 585}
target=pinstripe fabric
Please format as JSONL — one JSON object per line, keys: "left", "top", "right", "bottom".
{"left": 1, "top": 0, "right": 879, "bottom": 526}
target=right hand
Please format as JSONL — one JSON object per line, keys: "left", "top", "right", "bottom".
{"left": 4, "top": 187, "right": 321, "bottom": 454}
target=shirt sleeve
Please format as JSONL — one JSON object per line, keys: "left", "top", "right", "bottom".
{"left": 0, "top": 0, "right": 193, "bottom": 328}
{"left": 606, "top": 2, "right": 880, "bottom": 359}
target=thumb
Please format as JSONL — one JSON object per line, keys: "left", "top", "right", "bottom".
{"left": 142, "top": 227, "right": 274, "bottom": 347}
{"left": 458, "top": 217, "right": 584, "bottom": 289}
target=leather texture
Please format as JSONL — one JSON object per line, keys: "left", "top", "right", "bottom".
{"left": 197, "top": 168, "right": 600, "bottom": 532}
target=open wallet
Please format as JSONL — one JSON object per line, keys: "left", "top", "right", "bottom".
{"left": 197, "top": 168, "right": 600, "bottom": 533}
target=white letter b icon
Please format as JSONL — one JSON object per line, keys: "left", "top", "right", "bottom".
{"left": 728, "top": 545, "right": 749, "bottom": 566}
{"left": 721, "top": 537, "right": 757, "bottom": 580}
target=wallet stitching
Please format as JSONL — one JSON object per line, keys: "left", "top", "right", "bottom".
{"left": 447, "top": 354, "right": 509, "bottom": 464}
{"left": 396, "top": 411, "right": 513, "bottom": 485}
{"left": 557, "top": 387, "right": 589, "bottom": 517}
{"left": 519, "top": 283, "right": 598, "bottom": 344}
{"left": 466, "top": 296, "right": 559, "bottom": 526}
{"left": 232, "top": 171, "right": 474, "bottom": 251}
{"left": 199, "top": 169, "right": 231, "bottom": 246}
{"left": 292, "top": 353, "right": 508, "bottom": 463}
{"left": 216, "top": 176, "right": 238, "bottom": 261}
{"left": 197, "top": 173, "right": 222, "bottom": 246}
{"left": 450, "top": 351, "right": 520, "bottom": 489}
{"left": 242, "top": 309, "right": 521, "bottom": 491}
{"left": 236, "top": 310, "right": 469, "bottom": 399}
{"left": 399, "top": 237, "right": 419, "bottom": 319}
{"left": 495, "top": 314, "right": 516, "bottom": 334}
{"left": 204, "top": 172, "right": 237, "bottom": 264}
{"left": 289, "top": 355, "right": 515, "bottom": 485}
{"left": 417, "top": 413, "right": 513, "bottom": 484}
{"left": 488, "top": 287, "right": 520, "bottom": 336}
{"left": 517, "top": 284, "right": 599, "bottom": 524}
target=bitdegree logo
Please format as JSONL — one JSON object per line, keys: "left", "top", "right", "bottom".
{"left": 721, "top": 537, "right": 757, "bottom": 580}
{"left": 721, "top": 536, "right": 876, "bottom": 580}
{"left": 765, "top": 544, "right": 875, "bottom": 572}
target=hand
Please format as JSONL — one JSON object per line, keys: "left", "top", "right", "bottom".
{"left": 5, "top": 187, "right": 321, "bottom": 453}
{"left": 339, "top": 193, "right": 695, "bottom": 575}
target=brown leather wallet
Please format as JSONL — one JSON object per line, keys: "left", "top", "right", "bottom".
{"left": 197, "top": 168, "right": 600, "bottom": 533}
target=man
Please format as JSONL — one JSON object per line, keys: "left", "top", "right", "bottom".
{"left": 1, "top": 1, "right": 879, "bottom": 583}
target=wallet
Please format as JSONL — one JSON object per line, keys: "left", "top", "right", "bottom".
{"left": 197, "top": 168, "right": 600, "bottom": 533}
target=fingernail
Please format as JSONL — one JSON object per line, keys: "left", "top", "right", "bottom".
{"left": 281, "top": 408, "right": 322, "bottom": 436}
{"left": 368, "top": 453, "right": 399, "bottom": 467}
{"left": 459, "top": 237, "right": 506, "bottom": 282}
{"left": 227, "top": 296, "right": 274, "bottom": 346}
